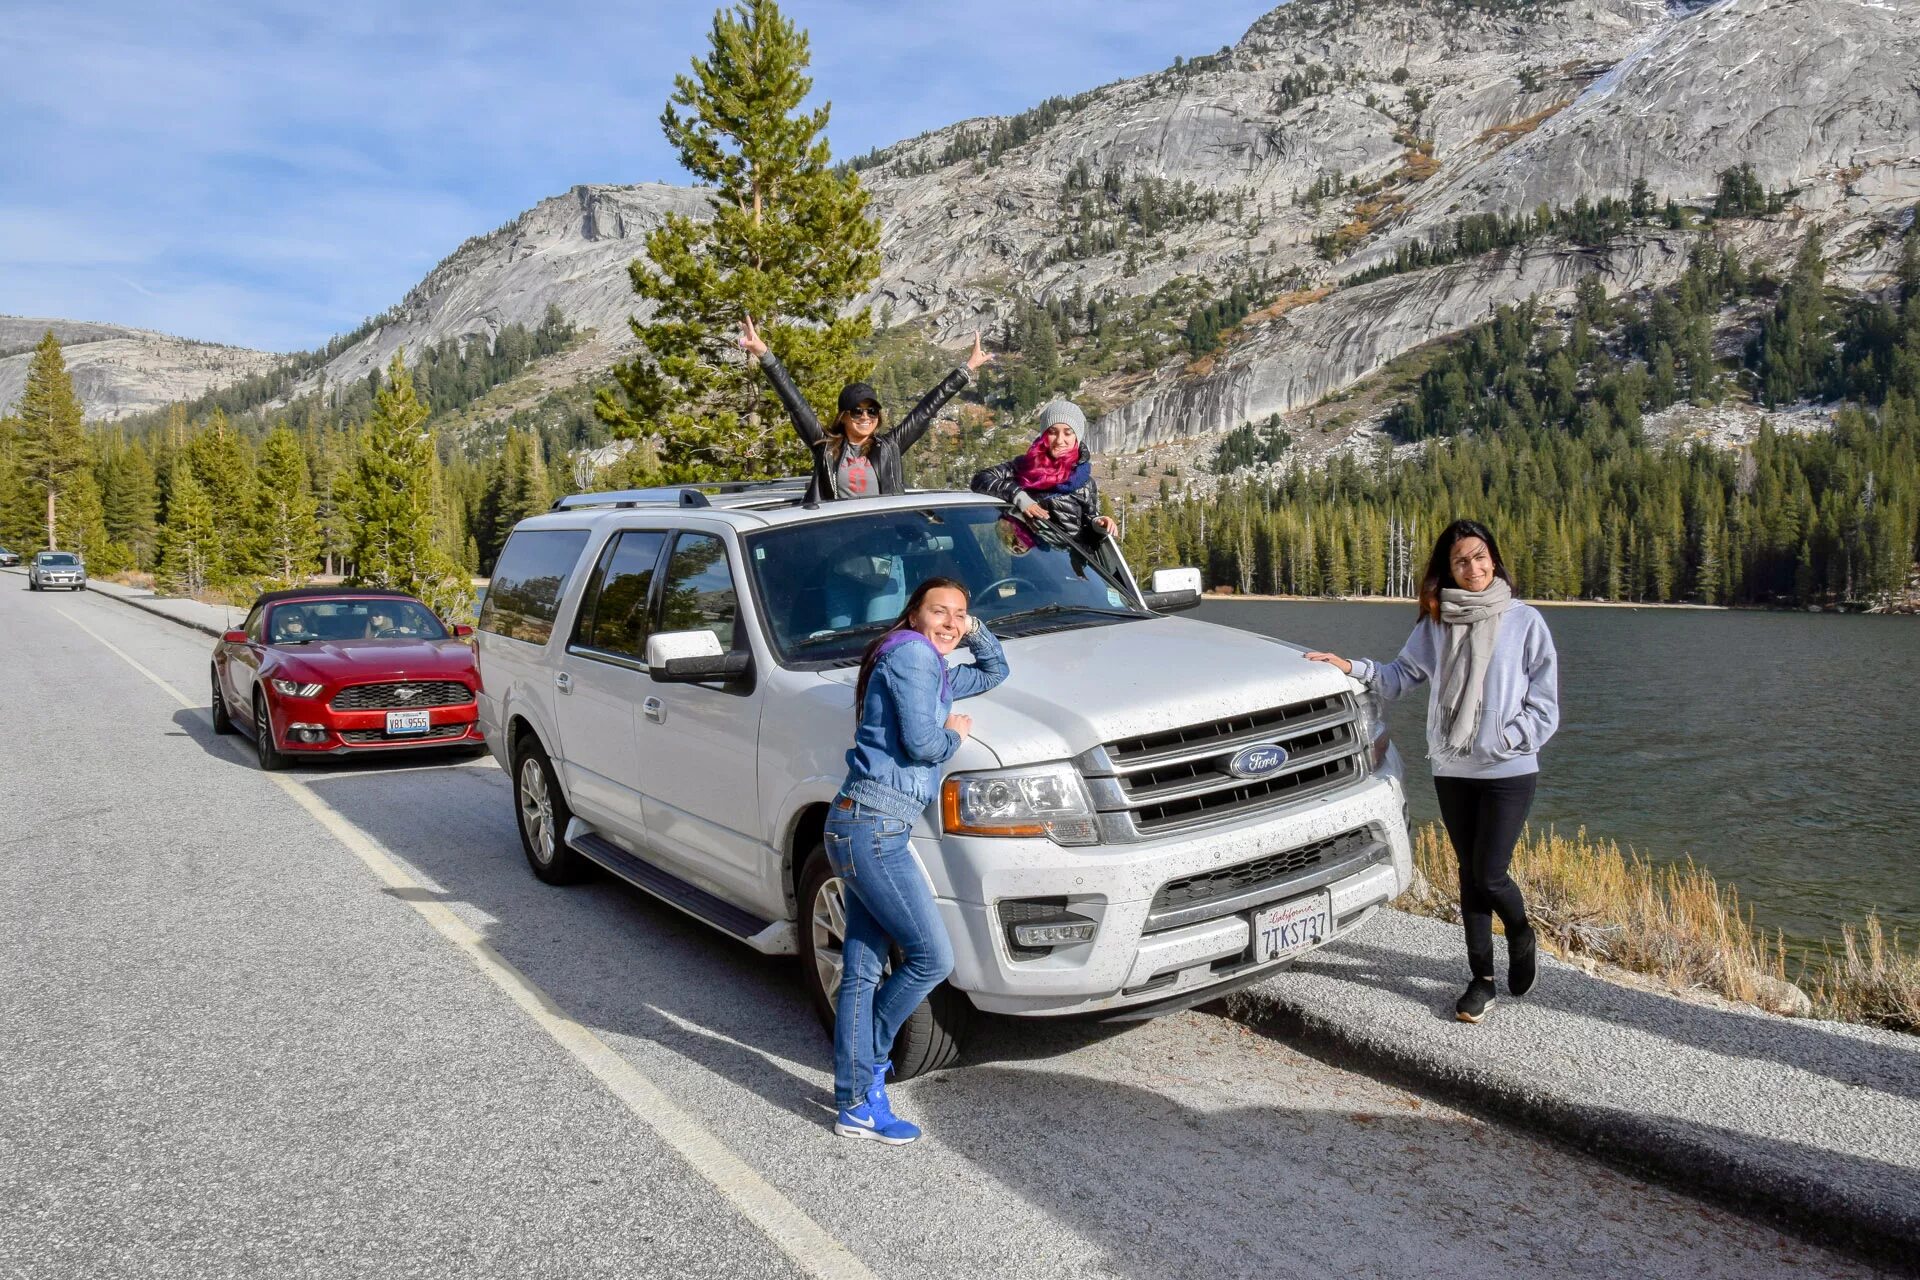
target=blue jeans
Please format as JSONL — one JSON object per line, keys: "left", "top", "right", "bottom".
{"left": 823, "top": 799, "right": 954, "bottom": 1109}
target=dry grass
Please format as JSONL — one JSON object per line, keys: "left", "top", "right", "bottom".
{"left": 1807, "top": 916, "right": 1920, "bottom": 1034}
{"left": 1396, "top": 822, "right": 1920, "bottom": 1035}
{"left": 1476, "top": 101, "right": 1574, "bottom": 147}
{"left": 1243, "top": 287, "right": 1334, "bottom": 327}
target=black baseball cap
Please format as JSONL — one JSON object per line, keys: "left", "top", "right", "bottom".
{"left": 837, "top": 383, "right": 881, "bottom": 414}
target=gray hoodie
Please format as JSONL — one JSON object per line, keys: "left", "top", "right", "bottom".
{"left": 1349, "top": 604, "right": 1560, "bottom": 779}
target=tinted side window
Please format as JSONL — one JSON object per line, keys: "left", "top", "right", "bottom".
{"left": 660, "top": 533, "right": 738, "bottom": 650}
{"left": 479, "top": 529, "right": 591, "bottom": 645}
{"left": 573, "top": 531, "right": 667, "bottom": 659}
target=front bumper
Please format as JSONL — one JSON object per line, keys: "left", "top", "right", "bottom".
{"left": 924, "top": 769, "right": 1411, "bottom": 1018}
{"left": 268, "top": 693, "right": 483, "bottom": 753}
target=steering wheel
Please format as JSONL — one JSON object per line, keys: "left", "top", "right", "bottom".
{"left": 979, "top": 575, "right": 1040, "bottom": 600}
{"left": 373, "top": 626, "right": 411, "bottom": 639}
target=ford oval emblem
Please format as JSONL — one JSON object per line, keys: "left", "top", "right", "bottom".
{"left": 1228, "top": 743, "right": 1289, "bottom": 779}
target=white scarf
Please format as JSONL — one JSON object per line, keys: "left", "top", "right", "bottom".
{"left": 1434, "top": 579, "right": 1514, "bottom": 757}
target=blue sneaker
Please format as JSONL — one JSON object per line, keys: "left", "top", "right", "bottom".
{"left": 834, "top": 1100, "right": 920, "bottom": 1145}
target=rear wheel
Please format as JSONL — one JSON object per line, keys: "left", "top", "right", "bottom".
{"left": 253, "top": 693, "right": 286, "bottom": 771}
{"left": 210, "top": 668, "right": 235, "bottom": 734}
{"left": 797, "top": 841, "right": 969, "bottom": 1080}
{"left": 514, "top": 735, "right": 587, "bottom": 884}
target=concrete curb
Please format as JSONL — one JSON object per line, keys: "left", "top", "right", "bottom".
{"left": 78, "top": 578, "right": 228, "bottom": 638}
{"left": 1219, "top": 955, "right": 1920, "bottom": 1275}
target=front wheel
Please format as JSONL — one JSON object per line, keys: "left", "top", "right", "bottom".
{"left": 513, "top": 735, "right": 587, "bottom": 884}
{"left": 210, "top": 668, "right": 235, "bottom": 734}
{"left": 796, "top": 841, "right": 969, "bottom": 1080}
{"left": 253, "top": 693, "right": 286, "bottom": 771}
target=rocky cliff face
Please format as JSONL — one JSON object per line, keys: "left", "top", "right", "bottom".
{"left": 29, "top": 0, "right": 1920, "bottom": 436}
{"left": 0, "top": 317, "right": 281, "bottom": 421}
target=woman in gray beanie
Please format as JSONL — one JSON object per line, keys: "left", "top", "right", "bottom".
{"left": 969, "top": 399, "right": 1118, "bottom": 549}
{"left": 740, "top": 316, "right": 990, "bottom": 504}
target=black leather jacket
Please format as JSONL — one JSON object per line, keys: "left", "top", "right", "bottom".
{"left": 758, "top": 352, "right": 972, "bottom": 504}
{"left": 970, "top": 448, "right": 1105, "bottom": 547}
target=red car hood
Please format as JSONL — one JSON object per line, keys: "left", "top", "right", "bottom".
{"left": 271, "top": 639, "right": 476, "bottom": 684}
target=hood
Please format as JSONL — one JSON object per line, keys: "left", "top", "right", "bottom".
{"left": 819, "top": 615, "right": 1350, "bottom": 766}
{"left": 272, "top": 638, "right": 476, "bottom": 683}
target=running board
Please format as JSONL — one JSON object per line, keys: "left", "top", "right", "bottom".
{"left": 563, "top": 820, "right": 796, "bottom": 956}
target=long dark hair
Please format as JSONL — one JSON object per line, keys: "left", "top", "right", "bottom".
{"left": 855, "top": 576, "right": 970, "bottom": 707}
{"left": 1418, "top": 519, "right": 1514, "bottom": 621}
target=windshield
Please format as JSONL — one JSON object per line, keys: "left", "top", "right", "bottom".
{"left": 268, "top": 598, "right": 447, "bottom": 645}
{"left": 746, "top": 504, "right": 1145, "bottom": 665}
{"left": 39, "top": 553, "right": 79, "bottom": 565}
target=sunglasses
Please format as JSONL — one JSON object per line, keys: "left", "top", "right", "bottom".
{"left": 846, "top": 405, "right": 881, "bottom": 421}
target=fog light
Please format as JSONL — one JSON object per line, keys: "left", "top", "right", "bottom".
{"left": 1012, "top": 920, "right": 1097, "bottom": 948}
{"left": 288, "top": 722, "right": 328, "bottom": 743}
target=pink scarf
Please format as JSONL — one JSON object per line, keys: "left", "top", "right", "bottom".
{"left": 1011, "top": 434, "right": 1077, "bottom": 491}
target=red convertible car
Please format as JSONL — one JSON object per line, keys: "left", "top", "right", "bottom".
{"left": 211, "top": 586, "right": 483, "bottom": 770}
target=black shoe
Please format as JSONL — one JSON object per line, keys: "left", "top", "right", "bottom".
{"left": 1509, "top": 927, "right": 1538, "bottom": 997}
{"left": 1455, "top": 977, "right": 1497, "bottom": 1023}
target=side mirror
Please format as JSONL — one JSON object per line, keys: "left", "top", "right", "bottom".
{"left": 645, "top": 629, "right": 752, "bottom": 684}
{"left": 452, "top": 623, "right": 474, "bottom": 638}
{"left": 1142, "top": 566, "right": 1203, "bottom": 613}
{"left": 222, "top": 629, "right": 249, "bottom": 644}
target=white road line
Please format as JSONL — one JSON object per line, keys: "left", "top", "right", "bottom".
{"left": 53, "top": 605, "right": 877, "bottom": 1280}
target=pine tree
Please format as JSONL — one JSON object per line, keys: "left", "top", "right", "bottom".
{"left": 343, "top": 354, "right": 466, "bottom": 615}
{"left": 597, "top": 0, "right": 882, "bottom": 481}
{"left": 186, "top": 410, "right": 256, "bottom": 576}
{"left": 13, "top": 332, "right": 90, "bottom": 549}
{"left": 101, "top": 437, "right": 160, "bottom": 569}
{"left": 249, "top": 426, "right": 319, "bottom": 586}
{"left": 157, "top": 462, "right": 220, "bottom": 596}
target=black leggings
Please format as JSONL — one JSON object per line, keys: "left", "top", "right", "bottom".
{"left": 1433, "top": 773, "right": 1538, "bottom": 979}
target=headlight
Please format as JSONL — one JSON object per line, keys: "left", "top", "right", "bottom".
{"left": 942, "top": 762, "right": 1099, "bottom": 846}
{"left": 1353, "top": 686, "right": 1389, "bottom": 771}
{"left": 270, "top": 679, "right": 323, "bottom": 698}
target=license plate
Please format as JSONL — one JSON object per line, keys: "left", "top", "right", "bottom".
{"left": 385, "top": 710, "right": 431, "bottom": 735}
{"left": 1252, "top": 892, "right": 1332, "bottom": 963}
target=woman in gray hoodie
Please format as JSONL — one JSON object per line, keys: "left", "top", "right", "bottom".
{"left": 1307, "top": 519, "right": 1559, "bottom": 1023}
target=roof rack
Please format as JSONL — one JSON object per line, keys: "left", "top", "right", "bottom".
{"left": 551, "top": 478, "right": 811, "bottom": 512}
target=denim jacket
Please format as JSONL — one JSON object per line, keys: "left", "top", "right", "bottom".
{"left": 842, "top": 626, "right": 1009, "bottom": 819}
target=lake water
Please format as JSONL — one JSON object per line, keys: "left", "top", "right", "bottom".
{"left": 1200, "top": 600, "right": 1920, "bottom": 948}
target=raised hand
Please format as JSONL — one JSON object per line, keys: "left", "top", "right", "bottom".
{"left": 965, "top": 329, "right": 993, "bottom": 373}
{"left": 738, "top": 315, "right": 769, "bottom": 359}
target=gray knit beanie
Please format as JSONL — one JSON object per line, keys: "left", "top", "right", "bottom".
{"left": 1038, "top": 399, "right": 1087, "bottom": 436}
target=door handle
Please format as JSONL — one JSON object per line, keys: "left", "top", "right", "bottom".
{"left": 555, "top": 672, "right": 572, "bottom": 694}
{"left": 643, "top": 697, "right": 665, "bottom": 724}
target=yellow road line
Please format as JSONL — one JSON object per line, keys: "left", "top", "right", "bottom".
{"left": 54, "top": 604, "right": 876, "bottom": 1280}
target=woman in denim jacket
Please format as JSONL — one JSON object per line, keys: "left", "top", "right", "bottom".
{"left": 826, "top": 577, "right": 1008, "bottom": 1144}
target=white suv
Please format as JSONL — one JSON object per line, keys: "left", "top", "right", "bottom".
{"left": 476, "top": 483, "right": 1411, "bottom": 1075}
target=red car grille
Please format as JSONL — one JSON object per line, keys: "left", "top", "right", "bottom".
{"left": 329, "top": 680, "right": 473, "bottom": 711}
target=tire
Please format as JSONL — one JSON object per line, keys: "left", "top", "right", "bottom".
{"left": 253, "top": 693, "right": 286, "bottom": 771}
{"left": 796, "top": 840, "right": 969, "bottom": 1080}
{"left": 513, "top": 734, "right": 587, "bottom": 884}
{"left": 210, "top": 668, "right": 235, "bottom": 735}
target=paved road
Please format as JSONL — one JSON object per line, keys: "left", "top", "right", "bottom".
{"left": 0, "top": 581, "right": 1882, "bottom": 1279}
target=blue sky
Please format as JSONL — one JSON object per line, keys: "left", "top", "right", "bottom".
{"left": 0, "top": 1, "right": 1277, "bottom": 354}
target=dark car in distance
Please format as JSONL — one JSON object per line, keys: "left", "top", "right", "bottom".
{"left": 212, "top": 586, "right": 483, "bottom": 770}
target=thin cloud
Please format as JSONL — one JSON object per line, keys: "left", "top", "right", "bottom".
{"left": 1, "top": 0, "right": 1275, "bottom": 352}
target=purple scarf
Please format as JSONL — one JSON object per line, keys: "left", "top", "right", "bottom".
{"left": 870, "top": 627, "right": 951, "bottom": 703}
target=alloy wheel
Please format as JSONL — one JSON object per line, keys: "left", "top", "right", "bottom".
{"left": 810, "top": 874, "right": 848, "bottom": 1001}
{"left": 519, "top": 757, "right": 555, "bottom": 865}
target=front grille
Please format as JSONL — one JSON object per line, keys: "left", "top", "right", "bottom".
{"left": 1148, "top": 827, "right": 1378, "bottom": 929}
{"left": 330, "top": 680, "right": 472, "bottom": 711}
{"left": 1085, "top": 693, "right": 1367, "bottom": 837}
{"left": 338, "top": 723, "right": 469, "bottom": 744}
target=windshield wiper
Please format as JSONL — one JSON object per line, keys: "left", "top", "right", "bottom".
{"left": 992, "top": 602, "right": 1142, "bottom": 629}
{"left": 784, "top": 622, "right": 892, "bottom": 655}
